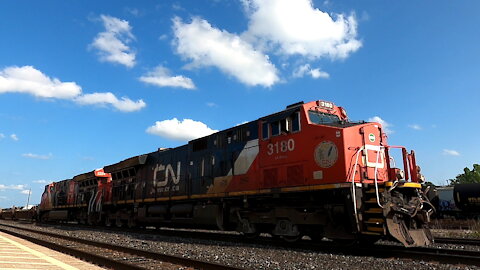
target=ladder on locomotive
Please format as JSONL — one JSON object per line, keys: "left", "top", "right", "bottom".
{"left": 361, "top": 185, "right": 386, "bottom": 235}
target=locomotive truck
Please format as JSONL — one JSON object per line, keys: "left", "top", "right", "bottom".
{"left": 38, "top": 100, "right": 433, "bottom": 247}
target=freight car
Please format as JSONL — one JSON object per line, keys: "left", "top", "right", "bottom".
{"left": 429, "top": 184, "right": 480, "bottom": 218}
{"left": 0, "top": 206, "right": 37, "bottom": 221}
{"left": 38, "top": 100, "right": 433, "bottom": 247}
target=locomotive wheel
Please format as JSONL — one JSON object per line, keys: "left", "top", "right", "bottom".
{"left": 127, "top": 216, "right": 136, "bottom": 228}
{"left": 104, "top": 217, "right": 112, "bottom": 227}
{"left": 243, "top": 232, "right": 260, "bottom": 239}
{"left": 281, "top": 235, "right": 302, "bottom": 243}
{"left": 115, "top": 216, "right": 124, "bottom": 228}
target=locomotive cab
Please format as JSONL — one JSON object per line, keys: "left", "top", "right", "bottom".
{"left": 259, "top": 100, "right": 432, "bottom": 246}
{"left": 303, "top": 100, "right": 433, "bottom": 246}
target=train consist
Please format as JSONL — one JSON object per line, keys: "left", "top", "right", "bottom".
{"left": 3, "top": 100, "right": 434, "bottom": 247}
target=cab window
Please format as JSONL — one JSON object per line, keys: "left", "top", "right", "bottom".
{"left": 308, "top": 110, "right": 340, "bottom": 124}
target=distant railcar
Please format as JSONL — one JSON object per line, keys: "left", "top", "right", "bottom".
{"left": 454, "top": 184, "right": 480, "bottom": 214}
{"left": 0, "top": 206, "right": 37, "bottom": 221}
{"left": 39, "top": 100, "right": 433, "bottom": 247}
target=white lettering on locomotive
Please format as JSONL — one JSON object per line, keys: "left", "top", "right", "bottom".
{"left": 267, "top": 139, "right": 295, "bottom": 155}
{"left": 153, "top": 161, "right": 181, "bottom": 187}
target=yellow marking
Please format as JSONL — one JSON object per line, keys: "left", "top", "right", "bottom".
{"left": 366, "top": 226, "right": 385, "bottom": 232}
{"left": 0, "top": 234, "right": 79, "bottom": 270}
{"left": 281, "top": 183, "right": 350, "bottom": 192}
{"left": 361, "top": 231, "right": 382, "bottom": 236}
{"left": 365, "top": 218, "right": 384, "bottom": 224}
{"left": 0, "top": 255, "right": 41, "bottom": 259}
{"left": 0, "top": 261, "right": 52, "bottom": 265}
{"left": 385, "top": 182, "right": 422, "bottom": 188}
{"left": 0, "top": 269, "right": 55, "bottom": 270}
{"left": 191, "top": 193, "right": 225, "bottom": 199}
{"left": 127, "top": 183, "right": 355, "bottom": 204}
{"left": 365, "top": 208, "right": 383, "bottom": 214}
{"left": 228, "top": 189, "right": 270, "bottom": 196}
{"left": 172, "top": 195, "right": 188, "bottom": 200}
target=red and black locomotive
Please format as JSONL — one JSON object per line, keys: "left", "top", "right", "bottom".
{"left": 38, "top": 100, "right": 433, "bottom": 247}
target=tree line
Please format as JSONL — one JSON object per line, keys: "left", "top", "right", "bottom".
{"left": 449, "top": 164, "right": 480, "bottom": 184}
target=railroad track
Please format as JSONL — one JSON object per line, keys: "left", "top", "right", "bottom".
{"left": 0, "top": 223, "right": 243, "bottom": 270}
{"left": 4, "top": 220, "right": 480, "bottom": 268}
{"left": 370, "top": 245, "right": 480, "bottom": 267}
{"left": 434, "top": 237, "right": 480, "bottom": 246}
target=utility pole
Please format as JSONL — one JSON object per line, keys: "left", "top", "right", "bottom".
{"left": 26, "top": 188, "right": 31, "bottom": 208}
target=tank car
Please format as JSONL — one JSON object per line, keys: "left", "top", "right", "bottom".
{"left": 39, "top": 100, "right": 433, "bottom": 247}
{"left": 454, "top": 184, "right": 480, "bottom": 215}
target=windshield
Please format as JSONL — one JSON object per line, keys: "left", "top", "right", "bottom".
{"left": 308, "top": 110, "right": 341, "bottom": 124}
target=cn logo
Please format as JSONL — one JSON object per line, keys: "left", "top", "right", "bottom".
{"left": 153, "top": 162, "right": 181, "bottom": 187}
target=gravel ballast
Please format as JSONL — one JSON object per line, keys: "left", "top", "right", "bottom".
{"left": 1, "top": 220, "right": 477, "bottom": 270}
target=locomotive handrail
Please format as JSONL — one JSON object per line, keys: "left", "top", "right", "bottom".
{"left": 385, "top": 145, "right": 410, "bottom": 181}
{"left": 373, "top": 146, "right": 385, "bottom": 208}
{"left": 351, "top": 146, "right": 363, "bottom": 231}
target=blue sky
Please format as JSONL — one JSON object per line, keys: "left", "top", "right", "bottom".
{"left": 1, "top": 0, "right": 479, "bottom": 207}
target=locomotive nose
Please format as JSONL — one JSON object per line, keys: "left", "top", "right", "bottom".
{"left": 384, "top": 187, "right": 434, "bottom": 247}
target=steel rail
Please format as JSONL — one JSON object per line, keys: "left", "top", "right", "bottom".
{"left": 434, "top": 237, "right": 480, "bottom": 246}
{"left": 0, "top": 223, "right": 243, "bottom": 270}
{"left": 4, "top": 220, "right": 480, "bottom": 267}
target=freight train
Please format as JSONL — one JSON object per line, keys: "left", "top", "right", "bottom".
{"left": 0, "top": 206, "right": 37, "bottom": 221}
{"left": 429, "top": 184, "right": 480, "bottom": 218}
{"left": 4, "top": 100, "right": 434, "bottom": 247}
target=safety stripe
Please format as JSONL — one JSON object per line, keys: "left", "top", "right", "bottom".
{"left": 107, "top": 183, "right": 352, "bottom": 203}
{"left": 385, "top": 182, "right": 422, "bottom": 188}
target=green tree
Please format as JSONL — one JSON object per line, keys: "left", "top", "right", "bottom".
{"left": 450, "top": 164, "right": 480, "bottom": 184}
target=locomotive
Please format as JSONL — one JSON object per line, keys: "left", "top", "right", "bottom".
{"left": 37, "top": 100, "right": 433, "bottom": 247}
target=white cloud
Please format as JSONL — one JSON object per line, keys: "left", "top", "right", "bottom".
{"left": 243, "top": 0, "right": 361, "bottom": 59}
{"left": 146, "top": 118, "right": 218, "bottom": 141}
{"left": 91, "top": 15, "right": 136, "bottom": 68}
{"left": 0, "top": 66, "right": 145, "bottom": 112}
{"left": 125, "top": 8, "right": 141, "bottom": 17}
{"left": 0, "top": 66, "right": 82, "bottom": 99}
{"left": 0, "top": 184, "right": 26, "bottom": 191}
{"left": 10, "top": 134, "right": 19, "bottom": 141}
{"left": 22, "top": 153, "right": 53, "bottom": 160}
{"left": 33, "top": 180, "right": 48, "bottom": 184}
{"left": 206, "top": 102, "right": 217, "bottom": 107}
{"left": 75, "top": 92, "right": 146, "bottom": 112}
{"left": 0, "top": 133, "right": 4, "bottom": 139}
{"left": 139, "top": 66, "right": 196, "bottom": 89}
{"left": 292, "top": 64, "right": 329, "bottom": 79}
{"left": 20, "top": 189, "right": 31, "bottom": 195}
{"left": 443, "top": 149, "right": 460, "bottom": 156}
{"left": 173, "top": 17, "right": 279, "bottom": 87}
{"left": 408, "top": 124, "right": 422, "bottom": 130}
{"left": 368, "top": 116, "right": 393, "bottom": 134}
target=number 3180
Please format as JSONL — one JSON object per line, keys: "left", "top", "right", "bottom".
{"left": 267, "top": 139, "right": 295, "bottom": 155}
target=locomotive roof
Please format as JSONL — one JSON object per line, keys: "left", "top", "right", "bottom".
{"left": 104, "top": 154, "right": 148, "bottom": 173}
{"left": 72, "top": 170, "right": 96, "bottom": 181}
